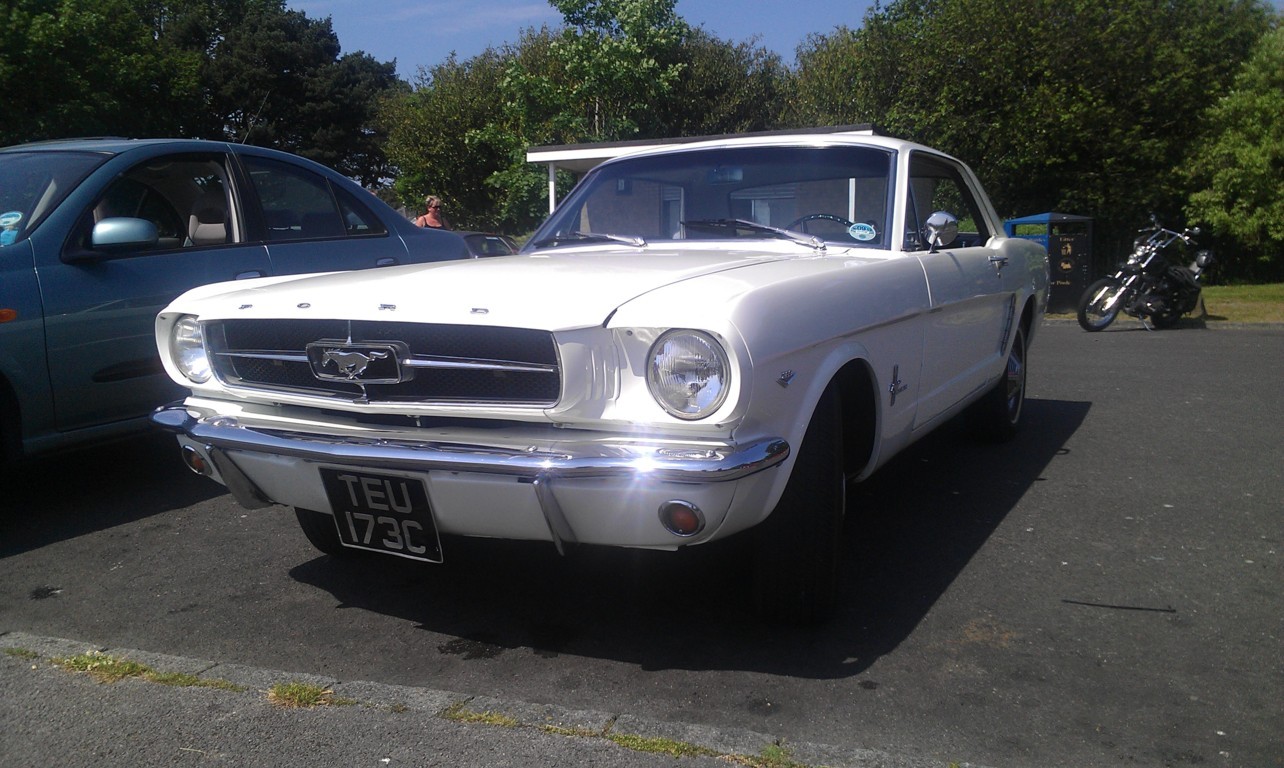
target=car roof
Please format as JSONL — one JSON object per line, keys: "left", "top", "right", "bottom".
{"left": 0, "top": 137, "right": 235, "bottom": 154}
{"left": 596, "top": 131, "right": 935, "bottom": 168}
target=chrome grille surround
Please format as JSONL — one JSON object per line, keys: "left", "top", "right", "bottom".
{"left": 205, "top": 319, "right": 561, "bottom": 406}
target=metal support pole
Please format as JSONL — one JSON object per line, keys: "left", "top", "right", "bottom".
{"left": 547, "top": 164, "right": 557, "bottom": 215}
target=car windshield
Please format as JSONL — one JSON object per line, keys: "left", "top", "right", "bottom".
{"left": 527, "top": 145, "right": 895, "bottom": 251}
{"left": 0, "top": 151, "right": 106, "bottom": 247}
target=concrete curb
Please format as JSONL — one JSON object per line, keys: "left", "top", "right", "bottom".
{"left": 1, "top": 630, "right": 990, "bottom": 768}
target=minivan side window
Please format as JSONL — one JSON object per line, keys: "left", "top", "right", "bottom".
{"left": 242, "top": 156, "right": 385, "bottom": 241}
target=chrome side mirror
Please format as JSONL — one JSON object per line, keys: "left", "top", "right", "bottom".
{"left": 924, "top": 211, "right": 958, "bottom": 252}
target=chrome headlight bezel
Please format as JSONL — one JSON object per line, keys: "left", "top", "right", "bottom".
{"left": 646, "top": 330, "right": 731, "bottom": 420}
{"left": 170, "top": 315, "right": 212, "bottom": 384}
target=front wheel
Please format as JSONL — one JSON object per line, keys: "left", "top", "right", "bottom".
{"left": 1077, "top": 278, "right": 1125, "bottom": 331}
{"left": 294, "top": 507, "right": 358, "bottom": 558}
{"left": 752, "top": 382, "right": 846, "bottom": 624}
{"left": 970, "top": 324, "right": 1027, "bottom": 443}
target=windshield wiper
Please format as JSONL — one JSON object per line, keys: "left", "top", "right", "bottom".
{"left": 682, "top": 219, "right": 825, "bottom": 251}
{"left": 529, "top": 230, "right": 647, "bottom": 249}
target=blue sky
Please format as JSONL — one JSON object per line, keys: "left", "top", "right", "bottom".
{"left": 289, "top": 0, "right": 1284, "bottom": 82}
{"left": 288, "top": 0, "right": 880, "bottom": 80}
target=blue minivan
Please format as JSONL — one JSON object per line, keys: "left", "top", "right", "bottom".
{"left": 0, "top": 138, "right": 468, "bottom": 465}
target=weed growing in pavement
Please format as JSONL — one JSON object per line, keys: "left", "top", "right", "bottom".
{"left": 441, "top": 701, "right": 521, "bottom": 727}
{"left": 51, "top": 650, "right": 245, "bottom": 691}
{"left": 267, "top": 681, "right": 355, "bottom": 708}
{"left": 4, "top": 647, "right": 40, "bottom": 660}
{"left": 605, "top": 733, "right": 720, "bottom": 759}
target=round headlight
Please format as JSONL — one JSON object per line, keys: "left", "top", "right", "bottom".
{"left": 170, "top": 316, "right": 211, "bottom": 384}
{"left": 647, "top": 330, "right": 730, "bottom": 420}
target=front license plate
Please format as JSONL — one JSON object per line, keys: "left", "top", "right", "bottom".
{"left": 320, "top": 468, "right": 443, "bottom": 563}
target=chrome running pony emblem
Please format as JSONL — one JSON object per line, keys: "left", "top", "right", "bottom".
{"left": 307, "top": 342, "right": 404, "bottom": 384}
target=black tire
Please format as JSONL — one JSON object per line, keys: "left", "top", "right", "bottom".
{"left": 971, "top": 324, "right": 1027, "bottom": 443}
{"left": 752, "top": 382, "right": 846, "bottom": 624}
{"left": 1077, "top": 278, "right": 1123, "bottom": 331}
{"left": 294, "top": 507, "right": 355, "bottom": 558}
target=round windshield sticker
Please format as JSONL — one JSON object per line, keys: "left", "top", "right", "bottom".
{"left": 0, "top": 211, "right": 22, "bottom": 227}
{"left": 849, "top": 222, "right": 877, "bottom": 242}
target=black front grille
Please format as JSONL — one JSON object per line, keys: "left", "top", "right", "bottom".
{"left": 207, "top": 319, "right": 561, "bottom": 406}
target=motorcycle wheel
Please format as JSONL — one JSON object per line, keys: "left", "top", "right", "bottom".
{"left": 1077, "top": 278, "right": 1123, "bottom": 331}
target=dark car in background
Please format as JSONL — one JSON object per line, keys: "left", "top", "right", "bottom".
{"left": 458, "top": 231, "right": 519, "bottom": 257}
{"left": 0, "top": 138, "right": 468, "bottom": 465}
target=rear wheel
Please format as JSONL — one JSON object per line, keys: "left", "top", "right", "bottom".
{"left": 752, "top": 382, "right": 846, "bottom": 624}
{"left": 1077, "top": 278, "right": 1124, "bottom": 331}
{"left": 294, "top": 507, "right": 355, "bottom": 558}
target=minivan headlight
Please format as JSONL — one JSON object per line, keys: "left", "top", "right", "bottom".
{"left": 646, "top": 330, "right": 730, "bottom": 420}
{"left": 170, "top": 315, "right": 211, "bottom": 384}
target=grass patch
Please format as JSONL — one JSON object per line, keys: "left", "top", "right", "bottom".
{"left": 51, "top": 650, "right": 245, "bottom": 690}
{"left": 605, "top": 733, "right": 720, "bottom": 759}
{"left": 4, "top": 647, "right": 40, "bottom": 660}
{"left": 267, "top": 681, "right": 355, "bottom": 708}
{"left": 54, "top": 652, "right": 151, "bottom": 682}
{"left": 441, "top": 702, "right": 520, "bottom": 727}
{"left": 1049, "top": 282, "right": 1284, "bottom": 323}
{"left": 1201, "top": 283, "right": 1284, "bottom": 323}
{"left": 148, "top": 670, "right": 246, "bottom": 691}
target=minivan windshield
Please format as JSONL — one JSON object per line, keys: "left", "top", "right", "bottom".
{"left": 527, "top": 145, "right": 895, "bottom": 251}
{"left": 0, "top": 151, "right": 106, "bottom": 247}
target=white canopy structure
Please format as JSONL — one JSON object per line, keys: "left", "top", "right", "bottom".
{"left": 526, "top": 125, "right": 877, "bottom": 214}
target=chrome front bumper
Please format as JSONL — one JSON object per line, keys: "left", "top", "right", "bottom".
{"left": 151, "top": 403, "right": 791, "bottom": 552}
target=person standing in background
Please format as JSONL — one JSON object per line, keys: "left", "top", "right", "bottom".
{"left": 415, "top": 195, "right": 450, "bottom": 229}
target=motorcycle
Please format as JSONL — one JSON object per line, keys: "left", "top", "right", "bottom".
{"left": 1077, "top": 217, "right": 1215, "bottom": 331}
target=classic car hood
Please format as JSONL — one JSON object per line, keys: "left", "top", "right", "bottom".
{"left": 179, "top": 242, "right": 825, "bottom": 330}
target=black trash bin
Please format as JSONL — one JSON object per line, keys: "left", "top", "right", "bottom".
{"left": 1005, "top": 212, "right": 1093, "bottom": 314}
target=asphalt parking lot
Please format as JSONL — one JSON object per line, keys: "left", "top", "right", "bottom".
{"left": 1, "top": 320, "right": 1280, "bottom": 768}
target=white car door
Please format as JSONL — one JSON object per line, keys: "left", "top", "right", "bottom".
{"left": 905, "top": 152, "right": 1015, "bottom": 430}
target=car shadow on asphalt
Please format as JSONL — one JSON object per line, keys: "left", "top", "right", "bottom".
{"left": 289, "top": 397, "right": 1090, "bottom": 680}
{"left": 0, "top": 432, "right": 223, "bottom": 557}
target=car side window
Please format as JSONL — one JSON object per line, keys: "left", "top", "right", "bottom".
{"left": 73, "top": 154, "right": 236, "bottom": 254}
{"left": 904, "top": 153, "right": 989, "bottom": 250}
{"left": 242, "top": 156, "right": 385, "bottom": 241}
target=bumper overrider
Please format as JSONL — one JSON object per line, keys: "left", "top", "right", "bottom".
{"left": 151, "top": 403, "right": 790, "bottom": 554}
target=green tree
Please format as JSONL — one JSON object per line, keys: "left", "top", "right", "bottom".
{"left": 545, "top": 0, "right": 689, "bottom": 141}
{"left": 0, "top": 0, "right": 201, "bottom": 145}
{"left": 790, "top": 0, "right": 1273, "bottom": 266}
{"left": 380, "top": 44, "right": 526, "bottom": 231}
{"left": 656, "top": 28, "right": 787, "bottom": 137}
{"left": 199, "top": 3, "right": 400, "bottom": 184}
{"left": 1, "top": 0, "right": 398, "bottom": 185}
{"left": 1185, "top": 26, "right": 1284, "bottom": 281}
{"left": 379, "top": 6, "right": 787, "bottom": 234}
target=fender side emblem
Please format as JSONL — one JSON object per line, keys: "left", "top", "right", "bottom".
{"left": 889, "top": 365, "right": 908, "bottom": 406}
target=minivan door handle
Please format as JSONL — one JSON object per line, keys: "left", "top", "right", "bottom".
{"left": 235, "top": 270, "right": 266, "bottom": 279}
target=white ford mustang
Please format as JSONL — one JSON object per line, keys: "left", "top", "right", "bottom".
{"left": 153, "top": 129, "right": 1048, "bottom": 622}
